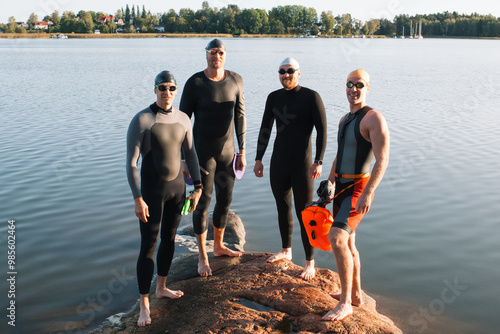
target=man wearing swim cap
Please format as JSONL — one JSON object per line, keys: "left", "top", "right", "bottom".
{"left": 126, "top": 70, "right": 203, "bottom": 326}
{"left": 322, "top": 69, "right": 390, "bottom": 321}
{"left": 254, "top": 57, "right": 327, "bottom": 280}
{"left": 180, "top": 39, "right": 246, "bottom": 277}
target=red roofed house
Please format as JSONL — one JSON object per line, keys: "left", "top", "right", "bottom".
{"left": 34, "top": 21, "right": 49, "bottom": 30}
{"left": 99, "top": 15, "right": 115, "bottom": 24}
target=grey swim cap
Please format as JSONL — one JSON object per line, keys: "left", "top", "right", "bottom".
{"left": 155, "top": 70, "right": 177, "bottom": 86}
{"left": 205, "top": 39, "right": 226, "bottom": 51}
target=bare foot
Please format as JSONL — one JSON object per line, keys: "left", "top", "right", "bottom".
{"left": 156, "top": 288, "right": 184, "bottom": 299}
{"left": 300, "top": 260, "right": 315, "bottom": 280}
{"left": 198, "top": 259, "right": 212, "bottom": 277}
{"left": 137, "top": 297, "right": 151, "bottom": 327}
{"left": 267, "top": 249, "right": 292, "bottom": 263}
{"left": 322, "top": 302, "right": 353, "bottom": 321}
{"left": 328, "top": 291, "right": 363, "bottom": 306}
{"left": 213, "top": 246, "right": 242, "bottom": 257}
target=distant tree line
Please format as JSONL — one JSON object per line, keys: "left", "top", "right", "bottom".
{"left": 1, "top": 2, "right": 499, "bottom": 37}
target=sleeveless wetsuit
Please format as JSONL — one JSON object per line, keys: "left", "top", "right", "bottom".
{"left": 255, "top": 85, "right": 327, "bottom": 260}
{"left": 333, "top": 106, "right": 374, "bottom": 234}
{"left": 126, "top": 103, "right": 201, "bottom": 294}
{"left": 180, "top": 70, "right": 246, "bottom": 235}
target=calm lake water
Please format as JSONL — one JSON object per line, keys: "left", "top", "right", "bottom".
{"left": 1, "top": 37, "right": 499, "bottom": 334}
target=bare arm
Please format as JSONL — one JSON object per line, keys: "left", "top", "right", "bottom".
{"left": 356, "top": 110, "right": 390, "bottom": 214}
{"left": 327, "top": 156, "right": 337, "bottom": 186}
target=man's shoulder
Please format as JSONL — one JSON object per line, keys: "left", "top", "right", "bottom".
{"left": 130, "top": 106, "right": 155, "bottom": 128}
{"left": 185, "top": 71, "right": 205, "bottom": 82}
{"left": 225, "top": 70, "right": 244, "bottom": 84}
{"left": 225, "top": 69, "right": 241, "bottom": 78}
{"left": 137, "top": 105, "right": 155, "bottom": 117}
{"left": 361, "top": 108, "right": 388, "bottom": 131}
{"left": 267, "top": 88, "right": 286, "bottom": 98}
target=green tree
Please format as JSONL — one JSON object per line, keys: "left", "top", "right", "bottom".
{"left": 142, "top": 5, "right": 147, "bottom": 19}
{"left": 78, "top": 11, "right": 94, "bottom": 33}
{"left": 237, "top": 9, "right": 263, "bottom": 34}
{"left": 27, "top": 13, "right": 39, "bottom": 30}
{"left": 4, "top": 17, "right": 17, "bottom": 33}
{"left": 256, "top": 9, "right": 269, "bottom": 33}
{"left": 361, "top": 22, "right": 369, "bottom": 35}
{"left": 180, "top": 8, "right": 195, "bottom": 24}
{"left": 50, "top": 10, "right": 61, "bottom": 26}
{"left": 321, "top": 11, "right": 335, "bottom": 34}
{"left": 310, "top": 24, "right": 319, "bottom": 35}
{"left": 367, "top": 19, "right": 380, "bottom": 35}
{"left": 125, "top": 5, "right": 131, "bottom": 25}
{"left": 176, "top": 17, "right": 188, "bottom": 32}
{"left": 269, "top": 18, "right": 285, "bottom": 34}
{"left": 60, "top": 11, "right": 76, "bottom": 33}
{"left": 62, "top": 11, "right": 76, "bottom": 20}
{"left": 376, "top": 18, "right": 396, "bottom": 36}
{"left": 15, "top": 26, "right": 27, "bottom": 33}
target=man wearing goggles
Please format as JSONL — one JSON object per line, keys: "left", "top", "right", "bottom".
{"left": 323, "top": 69, "right": 390, "bottom": 321}
{"left": 180, "top": 39, "right": 246, "bottom": 277}
{"left": 254, "top": 57, "right": 327, "bottom": 281}
{"left": 126, "top": 70, "right": 203, "bottom": 327}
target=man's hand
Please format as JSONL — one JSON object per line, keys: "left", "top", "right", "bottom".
{"left": 187, "top": 188, "right": 203, "bottom": 212}
{"left": 134, "top": 197, "right": 150, "bottom": 222}
{"left": 254, "top": 160, "right": 264, "bottom": 177}
{"left": 309, "top": 163, "right": 322, "bottom": 179}
{"left": 236, "top": 153, "right": 247, "bottom": 171}
{"left": 355, "top": 192, "right": 373, "bottom": 214}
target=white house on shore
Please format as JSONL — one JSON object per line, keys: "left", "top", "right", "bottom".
{"left": 34, "top": 21, "right": 53, "bottom": 29}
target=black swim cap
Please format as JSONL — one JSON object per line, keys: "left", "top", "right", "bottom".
{"left": 205, "top": 39, "right": 226, "bottom": 51}
{"left": 155, "top": 70, "right": 177, "bottom": 86}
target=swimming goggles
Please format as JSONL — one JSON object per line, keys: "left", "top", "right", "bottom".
{"left": 278, "top": 68, "right": 299, "bottom": 75}
{"left": 156, "top": 84, "right": 177, "bottom": 92}
{"left": 346, "top": 81, "right": 365, "bottom": 89}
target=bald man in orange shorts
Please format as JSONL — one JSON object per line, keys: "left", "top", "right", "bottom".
{"left": 322, "top": 69, "right": 390, "bottom": 321}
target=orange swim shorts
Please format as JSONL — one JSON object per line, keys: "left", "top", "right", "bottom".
{"left": 332, "top": 176, "right": 371, "bottom": 234}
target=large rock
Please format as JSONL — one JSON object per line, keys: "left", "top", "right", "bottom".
{"left": 90, "top": 253, "right": 402, "bottom": 334}
{"left": 180, "top": 210, "right": 246, "bottom": 252}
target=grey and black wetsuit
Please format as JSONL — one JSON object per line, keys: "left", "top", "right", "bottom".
{"left": 332, "top": 106, "right": 374, "bottom": 234}
{"left": 180, "top": 70, "right": 246, "bottom": 235}
{"left": 126, "top": 103, "right": 201, "bottom": 295}
{"left": 255, "top": 85, "right": 327, "bottom": 260}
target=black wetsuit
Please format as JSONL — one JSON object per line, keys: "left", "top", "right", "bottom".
{"left": 126, "top": 103, "right": 201, "bottom": 295}
{"left": 255, "top": 85, "right": 327, "bottom": 260}
{"left": 180, "top": 70, "right": 246, "bottom": 235}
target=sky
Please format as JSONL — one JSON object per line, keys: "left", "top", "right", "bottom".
{"left": 1, "top": 0, "right": 499, "bottom": 24}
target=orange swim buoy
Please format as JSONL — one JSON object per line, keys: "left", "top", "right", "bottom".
{"left": 301, "top": 205, "right": 334, "bottom": 251}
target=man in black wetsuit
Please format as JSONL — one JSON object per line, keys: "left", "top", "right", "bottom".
{"left": 126, "top": 71, "right": 203, "bottom": 327}
{"left": 254, "top": 57, "right": 327, "bottom": 280}
{"left": 180, "top": 39, "right": 246, "bottom": 277}
{"left": 322, "top": 69, "right": 390, "bottom": 321}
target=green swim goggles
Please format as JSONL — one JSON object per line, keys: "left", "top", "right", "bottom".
{"left": 156, "top": 84, "right": 177, "bottom": 92}
{"left": 181, "top": 191, "right": 195, "bottom": 215}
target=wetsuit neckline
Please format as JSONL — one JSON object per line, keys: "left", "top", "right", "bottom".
{"left": 203, "top": 69, "right": 227, "bottom": 82}
{"left": 340, "top": 106, "right": 371, "bottom": 139}
{"left": 149, "top": 102, "right": 172, "bottom": 115}
{"left": 285, "top": 85, "right": 301, "bottom": 94}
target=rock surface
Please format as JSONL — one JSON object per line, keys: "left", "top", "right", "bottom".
{"left": 89, "top": 252, "right": 402, "bottom": 334}
{"left": 180, "top": 210, "right": 246, "bottom": 252}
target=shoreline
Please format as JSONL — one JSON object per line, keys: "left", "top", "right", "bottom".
{"left": 1, "top": 32, "right": 499, "bottom": 40}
